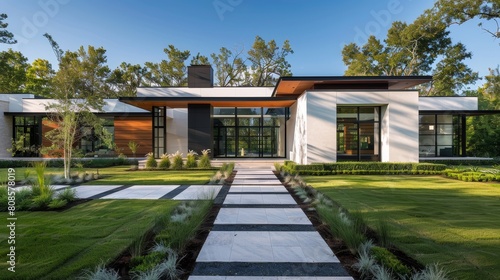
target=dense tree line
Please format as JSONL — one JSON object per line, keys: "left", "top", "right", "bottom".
{"left": 1, "top": 17, "right": 294, "bottom": 97}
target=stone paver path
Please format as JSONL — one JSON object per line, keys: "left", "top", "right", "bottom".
{"left": 189, "top": 168, "right": 353, "bottom": 279}
{"left": 50, "top": 184, "right": 223, "bottom": 200}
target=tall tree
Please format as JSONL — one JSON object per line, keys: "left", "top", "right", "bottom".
{"left": 190, "top": 52, "right": 210, "bottom": 65}
{"left": 25, "top": 59, "right": 54, "bottom": 97}
{"left": 432, "top": 0, "right": 500, "bottom": 39}
{"left": 145, "top": 45, "right": 190, "bottom": 86}
{"left": 108, "top": 62, "right": 150, "bottom": 96}
{"left": 467, "top": 67, "right": 500, "bottom": 156}
{"left": 211, "top": 47, "right": 247, "bottom": 86}
{"left": 247, "top": 36, "right": 293, "bottom": 86}
{"left": 44, "top": 34, "right": 113, "bottom": 178}
{"left": 0, "top": 49, "right": 28, "bottom": 93}
{"left": 342, "top": 9, "right": 479, "bottom": 96}
{"left": 0, "top": 13, "right": 16, "bottom": 44}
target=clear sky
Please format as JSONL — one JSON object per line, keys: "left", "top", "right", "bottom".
{"left": 1, "top": 0, "right": 499, "bottom": 88}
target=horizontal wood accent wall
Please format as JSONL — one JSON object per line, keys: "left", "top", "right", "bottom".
{"left": 114, "top": 116, "right": 152, "bottom": 157}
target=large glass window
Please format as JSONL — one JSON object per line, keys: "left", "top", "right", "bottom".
{"left": 13, "top": 116, "right": 41, "bottom": 157}
{"left": 213, "top": 107, "right": 287, "bottom": 158}
{"left": 419, "top": 114, "right": 463, "bottom": 157}
{"left": 337, "top": 107, "right": 380, "bottom": 161}
{"left": 79, "top": 118, "right": 114, "bottom": 156}
{"left": 153, "top": 107, "right": 166, "bottom": 158}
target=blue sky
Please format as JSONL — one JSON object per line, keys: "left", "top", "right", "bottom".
{"left": 1, "top": 0, "right": 499, "bottom": 88}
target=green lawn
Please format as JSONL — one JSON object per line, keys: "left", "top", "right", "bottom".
{"left": 0, "top": 200, "right": 179, "bottom": 280}
{"left": 1, "top": 166, "right": 215, "bottom": 185}
{"left": 304, "top": 175, "right": 500, "bottom": 280}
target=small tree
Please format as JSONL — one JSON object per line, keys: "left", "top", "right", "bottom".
{"left": 43, "top": 34, "right": 113, "bottom": 179}
{"left": 128, "top": 141, "right": 139, "bottom": 158}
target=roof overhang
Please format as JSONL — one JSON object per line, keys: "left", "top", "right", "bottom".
{"left": 119, "top": 97, "right": 297, "bottom": 111}
{"left": 273, "top": 76, "right": 433, "bottom": 97}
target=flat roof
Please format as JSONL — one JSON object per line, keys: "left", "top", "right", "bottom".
{"left": 273, "top": 76, "right": 433, "bottom": 97}
{"left": 119, "top": 97, "right": 297, "bottom": 110}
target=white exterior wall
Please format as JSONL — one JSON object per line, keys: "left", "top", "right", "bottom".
{"left": 419, "top": 97, "right": 478, "bottom": 111}
{"left": 0, "top": 100, "right": 13, "bottom": 158}
{"left": 166, "top": 109, "right": 188, "bottom": 155}
{"left": 289, "top": 94, "right": 307, "bottom": 163}
{"left": 291, "top": 90, "right": 420, "bottom": 164}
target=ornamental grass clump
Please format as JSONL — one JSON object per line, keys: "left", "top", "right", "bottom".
{"left": 185, "top": 150, "right": 198, "bottom": 168}
{"left": 158, "top": 153, "right": 171, "bottom": 169}
{"left": 171, "top": 151, "right": 183, "bottom": 170}
{"left": 198, "top": 149, "right": 211, "bottom": 168}
{"left": 145, "top": 152, "right": 157, "bottom": 169}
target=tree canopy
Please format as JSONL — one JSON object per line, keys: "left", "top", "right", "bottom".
{"left": 0, "top": 13, "right": 16, "bottom": 44}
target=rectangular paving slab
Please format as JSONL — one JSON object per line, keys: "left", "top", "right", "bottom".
{"left": 232, "top": 179, "right": 283, "bottom": 185}
{"left": 223, "top": 194, "right": 297, "bottom": 205}
{"left": 215, "top": 208, "right": 311, "bottom": 225}
{"left": 229, "top": 185, "right": 288, "bottom": 193}
{"left": 196, "top": 231, "right": 340, "bottom": 263}
{"left": 73, "top": 185, "right": 123, "bottom": 199}
{"left": 100, "top": 185, "right": 180, "bottom": 200}
{"left": 172, "top": 185, "right": 223, "bottom": 200}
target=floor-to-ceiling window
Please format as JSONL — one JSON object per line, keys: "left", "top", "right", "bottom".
{"left": 213, "top": 107, "right": 287, "bottom": 158}
{"left": 337, "top": 106, "right": 380, "bottom": 161}
{"left": 419, "top": 114, "right": 463, "bottom": 157}
{"left": 79, "top": 118, "right": 114, "bottom": 156}
{"left": 13, "top": 116, "right": 41, "bottom": 157}
{"left": 153, "top": 106, "right": 166, "bottom": 158}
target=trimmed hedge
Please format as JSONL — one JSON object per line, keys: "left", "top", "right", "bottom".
{"left": 0, "top": 158, "right": 138, "bottom": 169}
{"left": 371, "top": 246, "right": 411, "bottom": 276}
{"left": 445, "top": 170, "right": 500, "bottom": 182}
{"left": 282, "top": 161, "right": 446, "bottom": 176}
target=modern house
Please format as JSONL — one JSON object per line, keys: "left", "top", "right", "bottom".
{"left": 0, "top": 65, "right": 492, "bottom": 163}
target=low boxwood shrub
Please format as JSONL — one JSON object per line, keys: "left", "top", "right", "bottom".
{"left": 370, "top": 246, "right": 411, "bottom": 276}
{"left": 284, "top": 162, "right": 446, "bottom": 176}
{"left": 130, "top": 251, "right": 165, "bottom": 273}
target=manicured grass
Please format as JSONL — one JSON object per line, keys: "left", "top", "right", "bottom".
{"left": 86, "top": 166, "right": 215, "bottom": 185}
{"left": 0, "top": 200, "right": 179, "bottom": 280}
{"left": 0, "top": 166, "right": 215, "bottom": 185}
{"left": 304, "top": 175, "right": 500, "bottom": 280}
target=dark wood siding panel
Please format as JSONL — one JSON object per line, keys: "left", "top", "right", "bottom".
{"left": 114, "top": 116, "right": 152, "bottom": 157}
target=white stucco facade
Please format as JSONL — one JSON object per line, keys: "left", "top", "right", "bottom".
{"left": 288, "top": 90, "right": 420, "bottom": 164}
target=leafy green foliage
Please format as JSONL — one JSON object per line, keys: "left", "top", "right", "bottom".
{"left": 25, "top": 58, "right": 54, "bottom": 97}
{"left": 145, "top": 45, "right": 190, "bottom": 86}
{"left": 0, "top": 13, "right": 16, "bottom": 44}
{"left": 145, "top": 152, "right": 158, "bottom": 169}
{"left": 247, "top": 36, "right": 293, "bottom": 86}
{"left": 130, "top": 251, "right": 165, "bottom": 273}
{"left": 211, "top": 47, "right": 247, "bottom": 86}
{"left": 185, "top": 151, "right": 198, "bottom": 168}
{"left": 0, "top": 49, "right": 28, "bottom": 93}
{"left": 198, "top": 149, "right": 212, "bottom": 168}
{"left": 57, "top": 188, "right": 77, "bottom": 202}
{"left": 341, "top": 4, "right": 479, "bottom": 96}
{"left": 282, "top": 162, "right": 447, "bottom": 175}
{"left": 171, "top": 151, "right": 183, "bottom": 170}
{"left": 370, "top": 246, "right": 411, "bottom": 276}
{"left": 158, "top": 154, "right": 171, "bottom": 169}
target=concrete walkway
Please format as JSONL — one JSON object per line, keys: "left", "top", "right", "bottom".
{"left": 189, "top": 168, "right": 353, "bottom": 279}
{"left": 19, "top": 184, "right": 224, "bottom": 200}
